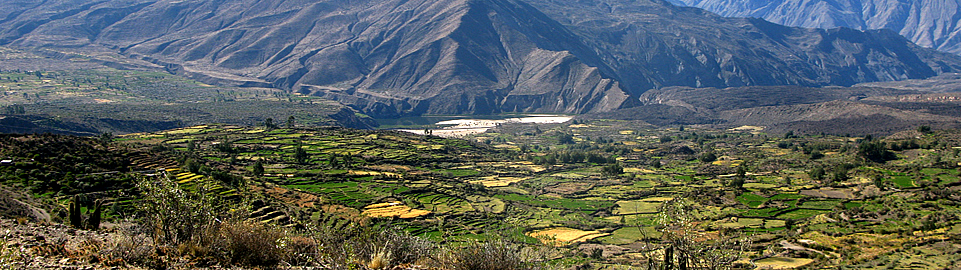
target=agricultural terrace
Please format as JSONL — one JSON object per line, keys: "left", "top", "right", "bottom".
{"left": 8, "top": 120, "right": 959, "bottom": 269}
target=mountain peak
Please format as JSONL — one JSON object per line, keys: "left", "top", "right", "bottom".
{"left": 3, "top": 0, "right": 960, "bottom": 116}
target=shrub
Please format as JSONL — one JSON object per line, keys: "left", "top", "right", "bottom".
{"left": 284, "top": 235, "right": 319, "bottom": 266}
{"left": 602, "top": 163, "right": 624, "bottom": 177}
{"left": 858, "top": 140, "right": 895, "bottom": 163}
{"left": 352, "top": 227, "right": 435, "bottom": 269}
{"left": 309, "top": 225, "right": 434, "bottom": 269}
{"left": 450, "top": 239, "right": 534, "bottom": 270}
{"left": 699, "top": 152, "right": 717, "bottom": 163}
{"left": 134, "top": 174, "right": 220, "bottom": 247}
{"left": 809, "top": 167, "right": 826, "bottom": 180}
{"left": 218, "top": 220, "right": 286, "bottom": 267}
{"left": 103, "top": 224, "right": 155, "bottom": 266}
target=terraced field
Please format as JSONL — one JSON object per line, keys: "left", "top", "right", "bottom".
{"left": 102, "top": 122, "right": 961, "bottom": 268}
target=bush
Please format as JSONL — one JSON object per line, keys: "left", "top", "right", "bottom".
{"left": 352, "top": 227, "right": 434, "bottom": 269}
{"left": 103, "top": 224, "right": 155, "bottom": 266}
{"left": 699, "top": 152, "right": 717, "bottom": 163}
{"left": 809, "top": 167, "right": 826, "bottom": 180}
{"left": 218, "top": 221, "right": 286, "bottom": 267}
{"left": 135, "top": 174, "right": 220, "bottom": 246}
{"left": 602, "top": 163, "right": 624, "bottom": 177}
{"left": 450, "top": 239, "right": 534, "bottom": 270}
{"left": 310, "top": 226, "right": 434, "bottom": 269}
{"left": 858, "top": 141, "right": 895, "bottom": 163}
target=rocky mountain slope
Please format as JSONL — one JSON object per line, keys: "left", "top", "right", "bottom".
{"left": 2, "top": 0, "right": 961, "bottom": 117}
{"left": 589, "top": 84, "right": 961, "bottom": 135}
{"left": 667, "top": 0, "right": 961, "bottom": 55}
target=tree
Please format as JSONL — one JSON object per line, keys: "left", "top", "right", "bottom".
{"left": 294, "top": 145, "right": 309, "bottom": 164}
{"left": 917, "top": 125, "right": 932, "bottom": 134}
{"left": 699, "top": 152, "right": 717, "bottom": 163}
{"left": 214, "top": 140, "right": 234, "bottom": 153}
{"left": 4, "top": 104, "right": 25, "bottom": 114}
{"left": 809, "top": 150, "right": 824, "bottom": 160}
{"left": 858, "top": 140, "right": 895, "bottom": 162}
{"left": 264, "top": 118, "right": 277, "bottom": 130}
{"left": 602, "top": 163, "right": 623, "bottom": 177}
{"left": 831, "top": 166, "right": 849, "bottom": 183}
{"left": 730, "top": 166, "right": 747, "bottom": 189}
{"left": 636, "top": 198, "right": 749, "bottom": 270}
{"left": 557, "top": 133, "right": 575, "bottom": 144}
{"left": 98, "top": 132, "right": 113, "bottom": 148}
{"left": 286, "top": 116, "right": 296, "bottom": 128}
{"left": 252, "top": 160, "right": 264, "bottom": 177}
{"left": 809, "top": 167, "right": 825, "bottom": 180}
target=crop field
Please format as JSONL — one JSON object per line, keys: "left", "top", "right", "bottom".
{"left": 0, "top": 47, "right": 364, "bottom": 134}
{"left": 5, "top": 117, "right": 959, "bottom": 269}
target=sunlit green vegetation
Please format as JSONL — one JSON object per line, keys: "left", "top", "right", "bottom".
{"left": 2, "top": 119, "right": 961, "bottom": 268}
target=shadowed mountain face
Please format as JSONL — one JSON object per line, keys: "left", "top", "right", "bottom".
{"left": 2, "top": 0, "right": 961, "bottom": 117}
{"left": 667, "top": 0, "right": 961, "bottom": 55}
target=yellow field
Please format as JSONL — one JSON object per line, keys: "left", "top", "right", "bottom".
{"left": 712, "top": 158, "right": 744, "bottom": 167}
{"left": 472, "top": 161, "right": 546, "bottom": 173}
{"left": 623, "top": 167, "right": 656, "bottom": 173}
{"left": 753, "top": 257, "right": 814, "bottom": 269}
{"left": 640, "top": 197, "right": 674, "bottom": 202}
{"left": 362, "top": 202, "right": 431, "bottom": 218}
{"left": 348, "top": 170, "right": 401, "bottom": 177}
{"left": 529, "top": 228, "right": 611, "bottom": 246}
{"left": 470, "top": 176, "right": 528, "bottom": 187}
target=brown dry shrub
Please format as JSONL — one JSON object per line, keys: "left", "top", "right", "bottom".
{"left": 311, "top": 225, "right": 435, "bottom": 269}
{"left": 285, "top": 235, "right": 319, "bottom": 266}
{"left": 102, "top": 224, "right": 157, "bottom": 267}
{"left": 218, "top": 220, "right": 286, "bottom": 267}
{"left": 449, "top": 239, "right": 535, "bottom": 270}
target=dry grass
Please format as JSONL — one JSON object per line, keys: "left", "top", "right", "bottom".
{"left": 753, "top": 257, "right": 814, "bottom": 269}
{"left": 529, "top": 228, "right": 610, "bottom": 246}
{"left": 362, "top": 202, "right": 431, "bottom": 218}
{"left": 470, "top": 176, "right": 528, "bottom": 187}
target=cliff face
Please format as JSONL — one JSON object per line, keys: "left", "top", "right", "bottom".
{"left": 668, "top": 0, "right": 961, "bottom": 55}
{"left": 2, "top": 0, "right": 961, "bottom": 117}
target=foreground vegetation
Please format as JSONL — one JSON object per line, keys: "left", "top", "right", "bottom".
{"left": 1, "top": 120, "right": 960, "bottom": 269}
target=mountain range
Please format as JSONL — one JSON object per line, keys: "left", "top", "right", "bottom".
{"left": 666, "top": 0, "right": 961, "bottom": 55}
{"left": 2, "top": 0, "right": 961, "bottom": 117}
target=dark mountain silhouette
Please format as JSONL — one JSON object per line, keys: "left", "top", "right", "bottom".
{"left": 3, "top": 0, "right": 961, "bottom": 117}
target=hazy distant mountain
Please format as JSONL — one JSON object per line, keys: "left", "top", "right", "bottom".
{"left": 2, "top": 0, "right": 961, "bottom": 117}
{"left": 666, "top": 0, "right": 961, "bottom": 55}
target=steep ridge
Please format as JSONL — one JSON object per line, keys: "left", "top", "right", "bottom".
{"left": 2, "top": 0, "right": 961, "bottom": 116}
{"left": 1, "top": 0, "right": 631, "bottom": 117}
{"left": 667, "top": 0, "right": 961, "bottom": 55}
{"left": 524, "top": 0, "right": 961, "bottom": 90}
